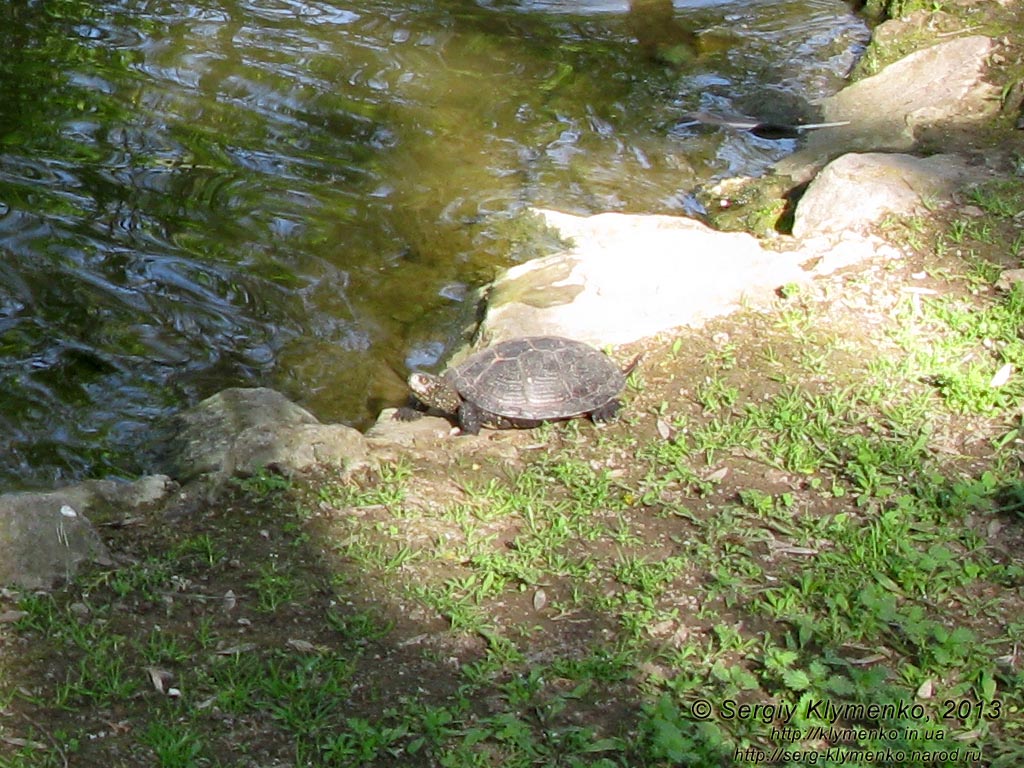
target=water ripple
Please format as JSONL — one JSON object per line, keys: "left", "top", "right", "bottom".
{"left": 0, "top": 0, "right": 867, "bottom": 487}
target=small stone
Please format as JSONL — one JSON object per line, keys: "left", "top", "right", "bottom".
{"left": 996, "top": 269, "right": 1024, "bottom": 292}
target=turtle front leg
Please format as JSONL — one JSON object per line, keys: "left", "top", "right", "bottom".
{"left": 457, "top": 401, "right": 484, "bottom": 435}
{"left": 394, "top": 395, "right": 429, "bottom": 422}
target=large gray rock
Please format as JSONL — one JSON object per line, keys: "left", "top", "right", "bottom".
{"left": 0, "top": 475, "right": 174, "bottom": 588}
{"left": 168, "top": 387, "right": 369, "bottom": 483}
{"left": 477, "top": 209, "right": 808, "bottom": 347}
{"left": 777, "top": 36, "right": 998, "bottom": 180}
{"left": 793, "top": 152, "right": 993, "bottom": 239}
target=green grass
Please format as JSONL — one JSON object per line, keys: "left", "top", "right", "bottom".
{"left": 5, "top": 186, "right": 1024, "bottom": 767}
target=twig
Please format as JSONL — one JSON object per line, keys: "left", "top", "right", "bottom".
{"left": 17, "top": 711, "right": 69, "bottom": 768}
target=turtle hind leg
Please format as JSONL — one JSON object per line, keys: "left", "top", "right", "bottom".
{"left": 589, "top": 399, "right": 621, "bottom": 424}
{"left": 458, "top": 404, "right": 529, "bottom": 433}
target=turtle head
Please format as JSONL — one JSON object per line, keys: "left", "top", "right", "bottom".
{"left": 408, "top": 372, "right": 463, "bottom": 415}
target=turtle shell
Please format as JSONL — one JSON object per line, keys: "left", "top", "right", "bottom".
{"left": 447, "top": 336, "right": 625, "bottom": 421}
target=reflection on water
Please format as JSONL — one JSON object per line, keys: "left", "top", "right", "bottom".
{"left": 0, "top": 0, "right": 867, "bottom": 488}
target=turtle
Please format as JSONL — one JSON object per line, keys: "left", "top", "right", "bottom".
{"left": 405, "top": 336, "right": 631, "bottom": 435}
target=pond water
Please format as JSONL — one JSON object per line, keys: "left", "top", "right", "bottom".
{"left": 0, "top": 0, "right": 867, "bottom": 489}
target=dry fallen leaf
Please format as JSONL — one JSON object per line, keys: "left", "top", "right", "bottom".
{"left": 533, "top": 588, "right": 548, "bottom": 612}
{"left": 647, "top": 618, "right": 675, "bottom": 637}
{"left": 216, "top": 643, "right": 257, "bottom": 655}
{"left": 287, "top": 638, "right": 318, "bottom": 653}
{"left": 990, "top": 363, "right": 1013, "bottom": 388}
{"left": 770, "top": 543, "right": 820, "bottom": 556}
{"left": 146, "top": 666, "right": 174, "bottom": 695}
{"left": 1, "top": 736, "right": 46, "bottom": 750}
{"left": 397, "top": 633, "right": 428, "bottom": 648}
{"left": 670, "top": 624, "right": 691, "bottom": 648}
{"left": 656, "top": 418, "right": 672, "bottom": 441}
{"left": 705, "top": 467, "right": 729, "bottom": 483}
{"left": 845, "top": 645, "right": 892, "bottom": 665}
